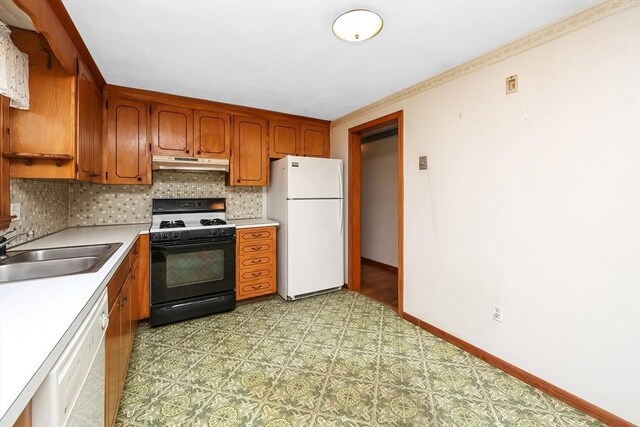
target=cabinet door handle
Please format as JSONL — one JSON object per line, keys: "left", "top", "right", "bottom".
{"left": 197, "top": 150, "right": 201, "bottom": 155}
{"left": 136, "top": 176, "right": 142, "bottom": 182}
{"left": 185, "top": 149, "right": 190, "bottom": 154}
{"left": 236, "top": 179, "right": 241, "bottom": 183}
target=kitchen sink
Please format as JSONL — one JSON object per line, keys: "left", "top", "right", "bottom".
{"left": 0, "top": 243, "right": 122, "bottom": 283}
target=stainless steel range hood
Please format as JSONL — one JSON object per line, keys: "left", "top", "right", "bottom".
{"left": 152, "top": 155, "right": 229, "bottom": 172}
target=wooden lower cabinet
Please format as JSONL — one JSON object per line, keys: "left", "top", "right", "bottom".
{"left": 236, "top": 227, "right": 277, "bottom": 300}
{"left": 105, "top": 236, "right": 145, "bottom": 427}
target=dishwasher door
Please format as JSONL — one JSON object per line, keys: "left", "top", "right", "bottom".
{"left": 32, "top": 289, "right": 108, "bottom": 427}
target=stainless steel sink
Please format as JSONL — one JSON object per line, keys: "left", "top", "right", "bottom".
{"left": 0, "top": 243, "right": 122, "bottom": 283}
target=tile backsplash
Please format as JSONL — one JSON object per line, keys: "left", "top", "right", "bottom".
{"left": 9, "top": 178, "right": 70, "bottom": 241}
{"left": 69, "top": 171, "right": 263, "bottom": 227}
{"left": 6, "top": 171, "right": 264, "bottom": 242}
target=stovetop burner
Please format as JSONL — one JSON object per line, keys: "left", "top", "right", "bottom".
{"left": 200, "top": 218, "right": 227, "bottom": 226}
{"left": 159, "top": 220, "right": 186, "bottom": 229}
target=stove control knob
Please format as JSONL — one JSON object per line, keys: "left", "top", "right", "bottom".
{"left": 211, "top": 229, "right": 219, "bottom": 236}
{"left": 161, "top": 233, "right": 169, "bottom": 240}
{"left": 172, "top": 232, "right": 180, "bottom": 239}
{"left": 222, "top": 229, "right": 229, "bottom": 235}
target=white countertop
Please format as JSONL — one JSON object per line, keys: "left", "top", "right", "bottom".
{"left": 232, "top": 218, "right": 279, "bottom": 229}
{"left": 0, "top": 224, "right": 150, "bottom": 426}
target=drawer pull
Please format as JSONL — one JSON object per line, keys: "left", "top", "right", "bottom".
{"left": 251, "top": 246, "right": 263, "bottom": 251}
{"left": 251, "top": 233, "right": 265, "bottom": 238}
{"left": 251, "top": 272, "right": 261, "bottom": 277}
{"left": 252, "top": 285, "right": 261, "bottom": 290}
{"left": 251, "top": 259, "right": 262, "bottom": 264}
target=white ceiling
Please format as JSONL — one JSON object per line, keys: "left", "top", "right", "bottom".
{"left": 62, "top": 0, "right": 598, "bottom": 120}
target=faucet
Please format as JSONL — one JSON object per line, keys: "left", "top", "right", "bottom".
{"left": 0, "top": 229, "right": 34, "bottom": 258}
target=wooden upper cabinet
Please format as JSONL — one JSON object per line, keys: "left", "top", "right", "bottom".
{"left": 1, "top": 96, "right": 11, "bottom": 230}
{"left": 269, "top": 120, "right": 300, "bottom": 159}
{"left": 105, "top": 97, "right": 150, "bottom": 184}
{"left": 76, "top": 59, "right": 102, "bottom": 182}
{"left": 194, "top": 110, "right": 231, "bottom": 159}
{"left": 300, "top": 123, "right": 330, "bottom": 158}
{"left": 151, "top": 104, "right": 193, "bottom": 156}
{"left": 229, "top": 116, "right": 268, "bottom": 186}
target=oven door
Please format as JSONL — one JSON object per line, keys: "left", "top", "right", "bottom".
{"left": 151, "top": 238, "right": 235, "bottom": 304}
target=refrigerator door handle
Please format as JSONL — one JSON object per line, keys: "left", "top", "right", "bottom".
{"left": 338, "top": 198, "right": 343, "bottom": 237}
{"left": 337, "top": 161, "right": 343, "bottom": 199}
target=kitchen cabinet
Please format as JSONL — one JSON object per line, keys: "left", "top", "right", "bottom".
{"left": 236, "top": 226, "right": 277, "bottom": 300}
{"left": 1, "top": 96, "right": 11, "bottom": 230}
{"left": 7, "top": 29, "right": 76, "bottom": 179}
{"left": 268, "top": 119, "right": 300, "bottom": 159}
{"left": 300, "top": 123, "right": 330, "bottom": 158}
{"left": 76, "top": 58, "right": 103, "bottom": 182}
{"left": 104, "top": 239, "right": 140, "bottom": 427}
{"left": 105, "top": 96, "right": 151, "bottom": 184}
{"left": 134, "top": 234, "right": 151, "bottom": 320}
{"left": 194, "top": 110, "right": 231, "bottom": 158}
{"left": 151, "top": 103, "right": 193, "bottom": 156}
{"left": 229, "top": 116, "right": 269, "bottom": 186}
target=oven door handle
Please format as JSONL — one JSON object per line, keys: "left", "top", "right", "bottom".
{"left": 151, "top": 239, "right": 234, "bottom": 250}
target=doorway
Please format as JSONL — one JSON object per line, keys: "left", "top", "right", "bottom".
{"left": 347, "top": 111, "right": 403, "bottom": 315}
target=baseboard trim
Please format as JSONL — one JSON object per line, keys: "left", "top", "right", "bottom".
{"left": 402, "top": 312, "right": 635, "bottom": 427}
{"left": 361, "top": 257, "right": 398, "bottom": 273}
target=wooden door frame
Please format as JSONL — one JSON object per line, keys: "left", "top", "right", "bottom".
{"left": 347, "top": 111, "right": 404, "bottom": 315}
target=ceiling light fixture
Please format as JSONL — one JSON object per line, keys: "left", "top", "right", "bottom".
{"left": 332, "top": 9, "right": 383, "bottom": 42}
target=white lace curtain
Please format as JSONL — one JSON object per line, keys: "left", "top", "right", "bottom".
{"left": 0, "top": 21, "right": 29, "bottom": 110}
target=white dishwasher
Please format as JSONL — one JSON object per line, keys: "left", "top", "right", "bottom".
{"left": 32, "top": 289, "right": 109, "bottom": 427}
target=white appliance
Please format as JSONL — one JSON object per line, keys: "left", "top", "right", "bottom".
{"left": 32, "top": 289, "right": 108, "bottom": 427}
{"left": 267, "top": 156, "right": 344, "bottom": 300}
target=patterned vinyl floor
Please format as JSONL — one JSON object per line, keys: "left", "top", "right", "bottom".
{"left": 117, "top": 290, "right": 603, "bottom": 427}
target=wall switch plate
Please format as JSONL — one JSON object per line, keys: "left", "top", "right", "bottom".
{"left": 493, "top": 304, "right": 504, "bottom": 322}
{"left": 419, "top": 156, "right": 427, "bottom": 170}
{"left": 506, "top": 75, "right": 518, "bottom": 94}
{"left": 10, "top": 203, "right": 21, "bottom": 221}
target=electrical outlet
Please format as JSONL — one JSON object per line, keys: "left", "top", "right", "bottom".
{"left": 506, "top": 75, "right": 518, "bottom": 94}
{"left": 419, "top": 156, "right": 427, "bottom": 170}
{"left": 492, "top": 304, "right": 504, "bottom": 323}
{"left": 10, "top": 203, "right": 21, "bottom": 221}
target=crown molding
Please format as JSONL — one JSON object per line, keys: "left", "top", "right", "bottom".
{"left": 331, "top": 0, "right": 639, "bottom": 127}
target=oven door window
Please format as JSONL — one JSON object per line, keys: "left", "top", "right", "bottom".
{"left": 166, "top": 249, "right": 224, "bottom": 288}
{"left": 151, "top": 239, "right": 235, "bottom": 304}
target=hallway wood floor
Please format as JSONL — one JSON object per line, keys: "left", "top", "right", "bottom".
{"left": 360, "top": 260, "right": 398, "bottom": 310}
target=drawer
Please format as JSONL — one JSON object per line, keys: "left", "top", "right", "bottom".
{"left": 238, "top": 265, "right": 274, "bottom": 281}
{"left": 238, "top": 254, "right": 274, "bottom": 268}
{"left": 107, "top": 253, "right": 130, "bottom": 308}
{"left": 130, "top": 237, "right": 140, "bottom": 264}
{"left": 238, "top": 240, "right": 273, "bottom": 255}
{"left": 238, "top": 227, "right": 274, "bottom": 242}
{"left": 238, "top": 279, "right": 275, "bottom": 298}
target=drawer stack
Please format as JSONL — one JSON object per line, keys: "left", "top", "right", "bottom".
{"left": 236, "top": 226, "right": 277, "bottom": 300}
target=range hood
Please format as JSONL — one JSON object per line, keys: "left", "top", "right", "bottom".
{"left": 152, "top": 155, "right": 229, "bottom": 172}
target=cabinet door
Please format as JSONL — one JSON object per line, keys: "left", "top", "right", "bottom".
{"left": 119, "top": 276, "right": 133, "bottom": 382}
{"left": 105, "top": 300, "right": 121, "bottom": 427}
{"left": 0, "top": 96, "right": 11, "bottom": 230}
{"left": 151, "top": 103, "right": 193, "bottom": 156}
{"left": 269, "top": 120, "right": 299, "bottom": 159}
{"left": 106, "top": 97, "right": 150, "bottom": 184}
{"left": 76, "top": 60, "right": 93, "bottom": 182}
{"left": 91, "top": 82, "right": 103, "bottom": 182}
{"left": 194, "top": 110, "right": 231, "bottom": 158}
{"left": 230, "top": 116, "right": 269, "bottom": 186}
{"left": 300, "top": 123, "right": 330, "bottom": 158}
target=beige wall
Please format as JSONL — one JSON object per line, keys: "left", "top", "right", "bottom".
{"left": 331, "top": 7, "right": 640, "bottom": 424}
{"left": 361, "top": 135, "right": 398, "bottom": 267}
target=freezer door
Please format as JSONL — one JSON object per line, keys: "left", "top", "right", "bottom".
{"left": 287, "top": 156, "right": 343, "bottom": 199}
{"left": 287, "top": 199, "right": 344, "bottom": 297}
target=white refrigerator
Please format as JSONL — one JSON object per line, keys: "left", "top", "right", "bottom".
{"left": 267, "top": 156, "right": 344, "bottom": 300}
